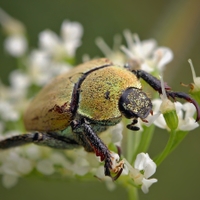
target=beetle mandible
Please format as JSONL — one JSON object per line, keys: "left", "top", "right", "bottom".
{"left": 0, "top": 58, "right": 200, "bottom": 180}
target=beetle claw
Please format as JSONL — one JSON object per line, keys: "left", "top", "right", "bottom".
{"left": 111, "top": 167, "right": 124, "bottom": 181}
{"left": 104, "top": 153, "right": 124, "bottom": 181}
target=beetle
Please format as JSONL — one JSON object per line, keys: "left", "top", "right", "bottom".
{"left": 0, "top": 58, "right": 200, "bottom": 180}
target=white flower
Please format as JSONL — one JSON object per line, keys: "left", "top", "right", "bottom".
{"left": 36, "top": 159, "right": 55, "bottom": 175}
{"left": 39, "top": 20, "right": 83, "bottom": 59}
{"left": 61, "top": 20, "right": 83, "bottom": 42}
{"left": 28, "top": 50, "right": 71, "bottom": 86}
{"left": 61, "top": 20, "right": 83, "bottom": 57}
{"left": 95, "top": 35, "right": 126, "bottom": 65}
{"left": 151, "top": 100, "right": 199, "bottom": 131}
{"left": 123, "top": 31, "right": 157, "bottom": 60}
{"left": 2, "top": 174, "right": 18, "bottom": 188}
{"left": 146, "top": 74, "right": 198, "bottom": 131}
{"left": 49, "top": 152, "right": 71, "bottom": 168}
{"left": 70, "top": 157, "right": 90, "bottom": 176}
{"left": 39, "top": 30, "right": 65, "bottom": 60}
{"left": 188, "top": 59, "right": 200, "bottom": 91}
{"left": 0, "top": 8, "right": 27, "bottom": 57}
{"left": 134, "top": 153, "right": 156, "bottom": 178}
{"left": 9, "top": 69, "right": 30, "bottom": 90}
{"left": 124, "top": 153, "right": 157, "bottom": 193}
{"left": 4, "top": 35, "right": 27, "bottom": 57}
{"left": 99, "top": 122, "right": 124, "bottom": 149}
{"left": 0, "top": 149, "right": 33, "bottom": 188}
{"left": 0, "top": 100, "right": 19, "bottom": 121}
{"left": 153, "top": 47, "right": 173, "bottom": 72}
{"left": 29, "top": 50, "right": 49, "bottom": 68}
{"left": 178, "top": 102, "right": 199, "bottom": 131}
{"left": 25, "top": 21, "right": 80, "bottom": 87}
{"left": 110, "top": 122, "right": 123, "bottom": 146}
{"left": 39, "top": 30, "right": 62, "bottom": 54}
{"left": 121, "top": 30, "right": 173, "bottom": 73}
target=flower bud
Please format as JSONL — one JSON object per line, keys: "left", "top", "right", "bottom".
{"left": 160, "top": 98, "right": 178, "bottom": 130}
{"left": 0, "top": 8, "right": 26, "bottom": 35}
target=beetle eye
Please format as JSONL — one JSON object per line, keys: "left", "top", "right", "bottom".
{"left": 119, "top": 87, "right": 152, "bottom": 119}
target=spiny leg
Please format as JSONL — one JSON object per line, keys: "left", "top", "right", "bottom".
{"left": 71, "top": 119, "right": 123, "bottom": 180}
{"left": 83, "top": 122, "right": 113, "bottom": 177}
{"left": 0, "top": 132, "right": 79, "bottom": 149}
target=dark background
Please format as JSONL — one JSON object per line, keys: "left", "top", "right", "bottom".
{"left": 1, "top": 0, "right": 200, "bottom": 199}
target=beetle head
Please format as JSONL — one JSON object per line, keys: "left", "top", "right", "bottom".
{"left": 119, "top": 87, "right": 152, "bottom": 130}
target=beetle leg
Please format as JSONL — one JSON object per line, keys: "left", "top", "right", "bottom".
{"left": 0, "top": 132, "right": 79, "bottom": 149}
{"left": 71, "top": 119, "right": 124, "bottom": 180}
{"left": 0, "top": 133, "right": 36, "bottom": 149}
{"left": 126, "top": 118, "right": 140, "bottom": 131}
{"left": 134, "top": 69, "right": 200, "bottom": 121}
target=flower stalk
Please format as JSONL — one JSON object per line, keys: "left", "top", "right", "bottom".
{"left": 128, "top": 185, "right": 139, "bottom": 200}
{"left": 154, "top": 129, "right": 177, "bottom": 166}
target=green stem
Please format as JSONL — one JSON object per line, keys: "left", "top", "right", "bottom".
{"left": 125, "top": 119, "right": 142, "bottom": 163}
{"left": 126, "top": 127, "right": 141, "bottom": 163}
{"left": 169, "top": 130, "right": 188, "bottom": 153}
{"left": 131, "top": 125, "right": 155, "bottom": 164}
{"left": 127, "top": 185, "right": 139, "bottom": 200}
{"left": 154, "top": 130, "right": 177, "bottom": 166}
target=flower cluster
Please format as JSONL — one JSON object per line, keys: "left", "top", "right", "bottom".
{"left": 96, "top": 29, "right": 173, "bottom": 74}
{"left": 0, "top": 8, "right": 86, "bottom": 188}
{"left": 0, "top": 7, "right": 200, "bottom": 197}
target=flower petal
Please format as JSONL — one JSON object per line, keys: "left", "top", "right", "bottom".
{"left": 143, "top": 159, "right": 157, "bottom": 178}
{"left": 36, "top": 159, "right": 55, "bottom": 175}
{"left": 61, "top": 20, "right": 83, "bottom": 42}
{"left": 179, "top": 118, "right": 199, "bottom": 131}
{"left": 39, "top": 30, "right": 61, "bottom": 53}
{"left": 134, "top": 153, "right": 156, "bottom": 178}
{"left": 154, "top": 47, "right": 173, "bottom": 71}
{"left": 4, "top": 35, "right": 27, "bottom": 57}
{"left": 134, "top": 153, "right": 147, "bottom": 170}
{"left": 141, "top": 178, "right": 158, "bottom": 193}
{"left": 188, "top": 59, "right": 200, "bottom": 88}
{"left": 2, "top": 174, "right": 18, "bottom": 188}
{"left": 110, "top": 122, "right": 123, "bottom": 144}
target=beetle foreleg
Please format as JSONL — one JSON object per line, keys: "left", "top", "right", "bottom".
{"left": 71, "top": 119, "right": 123, "bottom": 180}
{"left": 133, "top": 69, "right": 171, "bottom": 93}
{"left": 134, "top": 69, "right": 200, "bottom": 121}
{"left": 83, "top": 121, "right": 124, "bottom": 179}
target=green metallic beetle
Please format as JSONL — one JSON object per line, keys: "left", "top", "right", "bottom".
{"left": 0, "top": 58, "right": 200, "bottom": 179}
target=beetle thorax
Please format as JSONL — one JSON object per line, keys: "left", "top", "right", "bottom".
{"left": 77, "top": 65, "right": 141, "bottom": 122}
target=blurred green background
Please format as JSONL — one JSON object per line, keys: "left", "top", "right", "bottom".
{"left": 1, "top": 0, "right": 200, "bottom": 199}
